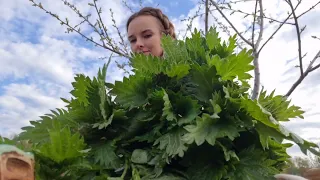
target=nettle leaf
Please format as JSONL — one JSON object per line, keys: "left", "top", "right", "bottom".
{"left": 186, "top": 64, "right": 221, "bottom": 102}
{"left": 93, "top": 141, "right": 122, "bottom": 169}
{"left": 70, "top": 74, "right": 92, "bottom": 107}
{"left": 165, "top": 63, "right": 190, "bottom": 79}
{"left": 161, "top": 35, "right": 190, "bottom": 64}
{"left": 227, "top": 146, "right": 279, "bottom": 180}
{"left": 183, "top": 113, "right": 240, "bottom": 146}
{"left": 131, "top": 53, "right": 164, "bottom": 75}
{"left": 162, "top": 89, "right": 177, "bottom": 121}
{"left": 207, "top": 50, "right": 254, "bottom": 81}
{"left": 154, "top": 127, "right": 188, "bottom": 158}
{"left": 36, "top": 126, "right": 87, "bottom": 163}
{"left": 110, "top": 73, "right": 152, "bottom": 109}
{"left": 258, "top": 89, "right": 304, "bottom": 121}
{"left": 185, "top": 28, "right": 206, "bottom": 64}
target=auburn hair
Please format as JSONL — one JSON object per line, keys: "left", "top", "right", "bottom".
{"left": 126, "top": 7, "right": 176, "bottom": 39}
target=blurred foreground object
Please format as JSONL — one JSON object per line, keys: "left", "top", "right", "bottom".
{"left": 304, "top": 168, "right": 320, "bottom": 180}
{"left": 0, "top": 145, "right": 34, "bottom": 180}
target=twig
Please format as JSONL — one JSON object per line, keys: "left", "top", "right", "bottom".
{"left": 29, "top": 0, "right": 129, "bottom": 58}
{"left": 297, "top": 1, "right": 320, "bottom": 19}
{"left": 258, "top": 1, "right": 301, "bottom": 54}
{"left": 309, "top": 63, "right": 320, "bottom": 73}
{"left": 287, "top": 0, "right": 303, "bottom": 76}
{"left": 251, "top": 0, "right": 264, "bottom": 100}
{"left": 110, "top": 8, "right": 130, "bottom": 55}
{"left": 121, "top": 0, "right": 134, "bottom": 13}
{"left": 209, "top": 0, "right": 253, "bottom": 47}
{"left": 286, "top": 50, "right": 320, "bottom": 97}
{"left": 218, "top": 6, "right": 295, "bottom": 25}
{"left": 208, "top": 8, "right": 245, "bottom": 49}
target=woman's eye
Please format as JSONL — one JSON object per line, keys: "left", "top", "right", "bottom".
{"left": 144, "top": 34, "right": 152, "bottom": 38}
{"left": 130, "top": 39, "right": 136, "bottom": 43}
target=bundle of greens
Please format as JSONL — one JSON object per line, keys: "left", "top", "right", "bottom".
{"left": 3, "top": 28, "right": 319, "bottom": 180}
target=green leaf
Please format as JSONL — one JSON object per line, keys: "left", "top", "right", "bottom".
{"left": 206, "top": 49, "right": 254, "bottom": 81}
{"left": 187, "top": 162, "right": 228, "bottom": 180}
{"left": 165, "top": 64, "right": 190, "bottom": 79}
{"left": 162, "top": 90, "right": 177, "bottom": 121}
{"left": 110, "top": 73, "right": 152, "bottom": 109}
{"left": 240, "top": 97, "right": 279, "bottom": 128}
{"left": 161, "top": 35, "right": 190, "bottom": 64}
{"left": 186, "top": 64, "right": 221, "bottom": 102}
{"left": 154, "top": 128, "right": 188, "bottom": 158}
{"left": 258, "top": 89, "right": 304, "bottom": 121}
{"left": 132, "top": 149, "right": 149, "bottom": 164}
{"left": 36, "top": 126, "right": 87, "bottom": 163}
{"left": 185, "top": 28, "right": 206, "bottom": 64}
{"left": 183, "top": 113, "right": 240, "bottom": 146}
{"left": 206, "top": 27, "right": 220, "bottom": 51}
{"left": 93, "top": 141, "right": 122, "bottom": 169}
{"left": 131, "top": 53, "right": 164, "bottom": 75}
{"left": 226, "top": 146, "right": 279, "bottom": 180}
{"left": 216, "top": 141, "right": 239, "bottom": 162}
{"left": 70, "top": 74, "right": 91, "bottom": 107}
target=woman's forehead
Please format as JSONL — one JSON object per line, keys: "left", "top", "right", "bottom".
{"left": 127, "top": 15, "right": 162, "bottom": 36}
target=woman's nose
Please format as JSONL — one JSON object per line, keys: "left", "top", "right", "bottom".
{"left": 135, "top": 38, "right": 144, "bottom": 48}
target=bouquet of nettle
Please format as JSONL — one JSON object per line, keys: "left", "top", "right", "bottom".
{"left": 3, "top": 28, "right": 319, "bottom": 180}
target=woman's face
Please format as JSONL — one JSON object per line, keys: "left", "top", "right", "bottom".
{"left": 127, "top": 15, "right": 164, "bottom": 57}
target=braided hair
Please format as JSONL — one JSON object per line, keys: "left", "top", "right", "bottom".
{"left": 126, "top": 7, "right": 176, "bottom": 39}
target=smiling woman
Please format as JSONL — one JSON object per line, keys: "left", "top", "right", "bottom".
{"left": 126, "top": 7, "right": 176, "bottom": 57}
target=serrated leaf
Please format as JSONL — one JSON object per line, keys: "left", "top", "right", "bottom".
{"left": 36, "top": 126, "right": 87, "bottom": 163}
{"left": 161, "top": 35, "right": 190, "bottom": 64}
{"left": 183, "top": 113, "right": 240, "bottom": 146}
{"left": 154, "top": 128, "right": 188, "bottom": 158}
{"left": 110, "top": 73, "right": 152, "bottom": 109}
{"left": 165, "top": 64, "right": 190, "bottom": 79}
{"left": 131, "top": 53, "right": 164, "bottom": 75}
{"left": 258, "top": 88, "right": 304, "bottom": 121}
{"left": 226, "top": 146, "right": 279, "bottom": 180}
{"left": 207, "top": 49, "right": 254, "bottom": 81}
{"left": 187, "top": 163, "right": 228, "bottom": 180}
{"left": 186, "top": 64, "right": 221, "bottom": 102}
{"left": 185, "top": 28, "right": 206, "bottom": 64}
{"left": 206, "top": 27, "right": 221, "bottom": 50}
{"left": 93, "top": 141, "right": 122, "bottom": 169}
{"left": 217, "top": 141, "right": 239, "bottom": 162}
{"left": 70, "top": 74, "right": 91, "bottom": 107}
{"left": 162, "top": 90, "right": 176, "bottom": 121}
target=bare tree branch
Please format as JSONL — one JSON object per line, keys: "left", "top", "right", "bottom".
{"left": 309, "top": 63, "right": 320, "bottom": 73}
{"left": 218, "top": 6, "right": 295, "bottom": 25}
{"left": 251, "top": 0, "right": 259, "bottom": 46}
{"left": 251, "top": 0, "right": 264, "bottom": 100}
{"left": 287, "top": 0, "right": 304, "bottom": 76}
{"left": 29, "top": 0, "right": 129, "bottom": 58}
{"left": 209, "top": 0, "right": 253, "bottom": 47}
{"left": 297, "top": 1, "right": 320, "bottom": 19}
{"left": 286, "top": 50, "right": 320, "bottom": 97}
{"left": 258, "top": 1, "right": 301, "bottom": 54}
{"left": 205, "top": 0, "right": 209, "bottom": 34}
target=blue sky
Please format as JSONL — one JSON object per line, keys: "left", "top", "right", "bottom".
{"left": 1, "top": 0, "right": 320, "bottom": 157}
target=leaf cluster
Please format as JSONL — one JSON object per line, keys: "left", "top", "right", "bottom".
{"left": 8, "top": 27, "right": 319, "bottom": 180}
